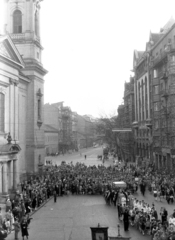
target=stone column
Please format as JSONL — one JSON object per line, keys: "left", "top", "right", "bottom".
{"left": 13, "top": 160, "right": 17, "bottom": 190}
{"left": 0, "top": 165, "right": 2, "bottom": 193}
{"left": 14, "top": 83, "right": 19, "bottom": 141}
{"left": 9, "top": 80, "right": 14, "bottom": 137}
{"left": 2, "top": 162, "right": 8, "bottom": 194}
{"left": 7, "top": 161, "right": 11, "bottom": 190}
{"left": 10, "top": 161, "right": 13, "bottom": 190}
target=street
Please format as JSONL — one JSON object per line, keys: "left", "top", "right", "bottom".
{"left": 6, "top": 147, "right": 174, "bottom": 240}
{"left": 48, "top": 146, "right": 113, "bottom": 167}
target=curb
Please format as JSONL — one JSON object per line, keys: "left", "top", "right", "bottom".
{"left": 29, "top": 196, "right": 53, "bottom": 217}
{"left": 6, "top": 196, "right": 53, "bottom": 240}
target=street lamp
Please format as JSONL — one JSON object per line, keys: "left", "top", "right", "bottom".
{"left": 117, "top": 224, "right": 121, "bottom": 237}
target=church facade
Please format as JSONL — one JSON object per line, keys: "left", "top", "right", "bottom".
{"left": 0, "top": 0, "right": 47, "bottom": 196}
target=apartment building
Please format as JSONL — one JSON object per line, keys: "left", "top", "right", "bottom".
{"left": 149, "top": 20, "right": 175, "bottom": 169}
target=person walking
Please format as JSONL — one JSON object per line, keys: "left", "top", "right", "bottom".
{"left": 117, "top": 203, "right": 122, "bottom": 220}
{"left": 140, "top": 181, "right": 146, "bottom": 196}
{"left": 13, "top": 218, "right": 20, "bottom": 240}
{"left": 21, "top": 216, "right": 29, "bottom": 240}
{"left": 123, "top": 207, "right": 130, "bottom": 231}
{"left": 84, "top": 155, "right": 86, "bottom": 160}
{"left": 53, "top": 190, "right": 57, "bottom": 203}
{"left": 6, "top": 198, "right": 11, "bottom": 212}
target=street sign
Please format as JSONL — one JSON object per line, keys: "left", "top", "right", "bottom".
{"left": 112, "top": 128, "right": 132, "bottom": 132}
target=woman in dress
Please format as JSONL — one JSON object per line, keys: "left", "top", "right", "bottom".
{"left": 21, "top": 217, "right": 29, "bottom": 240}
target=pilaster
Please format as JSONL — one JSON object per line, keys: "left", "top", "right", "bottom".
{"left": 2, "top": 162, "right": 8, "bottom": 194}
{"left": 13, "top": 159, "right": 17, "bottom": 190}
{"left": 14, "top": 81, "right": 19, "bottom": 141}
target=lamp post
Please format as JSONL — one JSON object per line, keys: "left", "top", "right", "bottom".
{"left": 117, "top": 224, "right": 121, "bottom": 237}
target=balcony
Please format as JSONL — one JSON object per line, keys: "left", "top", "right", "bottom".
{"left": 153, "top": 111, "right": 160, "bottom": 118}
{"left": 10, "top": 33, "right": 25, "bottom": 40}
{"left": 160, "top": 72, "right": 168, "bottom": 81}
{"left": 153, "top": 51, "right": 167, "bottom": 67}
{"left": 161, "top": 109, "right": 170, "bottom": 117}
{"left": 132, "top": 121, "right": 138, "bottom": 129}
{"left": 153, "top": 95, "right": 159, "bottom": 102}
{"left": 160, "top": 89, "right": 169, "bottom": 98}
{"left": 10, "top": 33, "right": 40, "bottom": 43}
{"left": 152, "top": 78, "right": 159, "bottom": 85}
{"left": 146, "top": 119, "right": 152, "bottom": 128}
{"left": 169, "top": 61, "right": 175, "bottom": 75}
{"left": 153, "top": 131, "right": 160, "bottom": 137}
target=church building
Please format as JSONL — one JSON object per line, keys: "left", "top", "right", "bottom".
{"left": 0, "top": 0, "right": 47, "bottom": 196}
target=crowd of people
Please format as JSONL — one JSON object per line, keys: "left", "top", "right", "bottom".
{"left": 1, "top": 158, "right": 175, "bottom": 239}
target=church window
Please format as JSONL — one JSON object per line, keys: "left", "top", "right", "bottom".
{"left": 13, "top": 10, "right": 22, "bottom": 33}
{"left": 0, "top": 93, "right": 5, "bottom": 132}
{"left": 36, "top": 89, "right": 43, "bottom": 128}
{"left": 38, "top": 99, "right": 41, "bottom": 120}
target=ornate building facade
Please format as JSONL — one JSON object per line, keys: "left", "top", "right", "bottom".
{"left": 149, "top": 21, "right": 175, "bottom": 169}
{"left": 132, "top": 49, "right": 152, "bottom": 166}
{"left": 0, "top": 0, "right": 47, "bottom": 196}
{"left": 132, "top": 18, "right": 175, "bottom": 169}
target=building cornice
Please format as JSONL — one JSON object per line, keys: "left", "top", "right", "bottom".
{"left": 19, "top": 73, "right": 30, "bottom": 83}
{"left": 0, "top": 80, "right": 9, "bottom": 87}
{"left": 0, "top": 55, "right": 23, "bottom": 70}
{"left": 22, "top": 59, "right": 48, "bottom": 76}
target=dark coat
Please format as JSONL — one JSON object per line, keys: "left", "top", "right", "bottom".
{"left": 21, "top": 221, "right": 29, "bottom": 237}
{"left": 0, "top": 229, "right": 7, "bottom": 240}
{"left": 123, "top": 210, "right": 130, "bottom": 222}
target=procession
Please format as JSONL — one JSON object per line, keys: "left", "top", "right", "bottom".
{"left": 0, "top": 149, "right": 175, "bottom": 240}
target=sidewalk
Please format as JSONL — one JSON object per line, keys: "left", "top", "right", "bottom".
{"left": 4, "top": 196, "right": 53, "bottom": 240}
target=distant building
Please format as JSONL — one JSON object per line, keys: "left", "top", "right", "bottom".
{"left": 72, "top": 112, "right": 78, "bottom": 150}
{"left": 115, "top": 77, "right": 135, "bottom": 162}
{"left": 132, "top": 49, "right": 151, "bottom": 166}
{"left": 76, "top": 115, "right": 95, "bottom": 148}
{"left": 44, "top": 125, "right": 59, "bottom": 155}
{"left": 44, "top": 102, "right": 77, "bottom": 153}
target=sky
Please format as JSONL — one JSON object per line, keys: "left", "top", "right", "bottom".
{"left": 1, "top": 0, "right": 175, "bottom": 117}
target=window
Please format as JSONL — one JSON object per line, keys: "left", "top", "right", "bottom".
{"left": 36, "top": 88, "right": 43, "bottom": 124}
{"left": 154, "top": 85, "right": 159, "bottom": 94}
{"left": 13, "top": 10, "right": 22, "bottom": 33}
{"left": 0, "top": 93, "right": 5, "bottom": 132}
{"left": 171, "top": 55, "right": 175, "bottom": 62}
{"left": 154, "top": 120, "right": 159, "bottom": 129}
{"left": 161, "top": 82, "right": 164, "bottom": 90}
{"left": 38, "top": 99, "right": 41, "bottom": 120}
{"left": 154, "top": 102, "right": 159, "bottom": 111}
{"left": 153, "top": 69, "right": 158, "bottom": 78}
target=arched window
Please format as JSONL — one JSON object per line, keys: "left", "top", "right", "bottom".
{"left": 13, "top": 10, "right": 22, "bottom": 33}
{"left": 0, "top": 93, "right": 5, "bottom": 132}
{"left": 35, "top": 11, "right": 38, "bottom": 36}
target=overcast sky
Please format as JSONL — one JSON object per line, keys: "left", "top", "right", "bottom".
{"left": 1, "top": 0, "right": 175, "bottom": 117}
